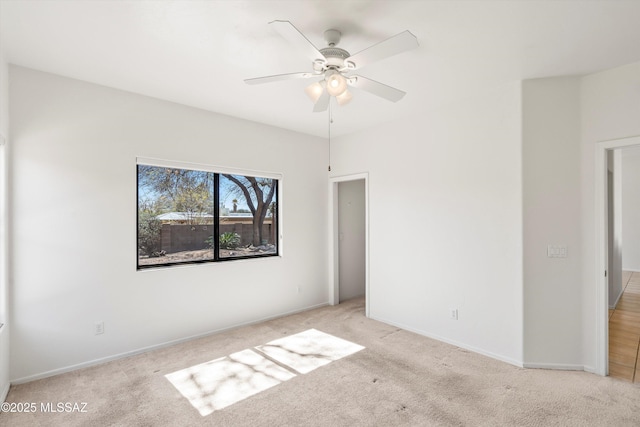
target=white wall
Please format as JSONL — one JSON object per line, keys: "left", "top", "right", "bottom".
{"left": 622, "top": 147, "right": 640, "bottom": 271}
{"left": 338, "top": 179, "right": 365, "bottom": 302}
{"left": 519, "top": 63, "right": 640, "bottom": 372}
{"left": 9, "top": 66, "right": 329, "bottom": 382}
{"left": 330, "top": 83, "right": 523, "bottom": 365}
{"left": 0, "top": 18, "right": 10, "bottom": 400}
{"left": 522, "top": 77, "right": 583, "bottom": 368}
{"left": 580, "top": 61, "right": 640, "bottom": 371}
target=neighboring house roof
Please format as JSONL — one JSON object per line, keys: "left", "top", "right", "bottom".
{"left": 155, "top": 212, "right": 272, "bottom": 221}
{"left": 156, "top": 212, "right": 213, "bottom": 221}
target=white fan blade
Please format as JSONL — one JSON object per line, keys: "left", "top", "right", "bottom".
{"left": 345, "top": 30, "right": 418, "bottom": 70}
{"left": 313, "top": 91, "right": 330, "bottom": 112}
{"left": 245, "top": 72, "right": 315, "bottom": 85}
{"left": 270, "top": 20, "right": 327, "bottom": 64}
{"left": 348, "top": 76, "right": 406, "bottom": 102}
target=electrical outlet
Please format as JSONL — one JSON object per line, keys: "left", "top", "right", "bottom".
{"left": 95, "top": 321, "right": 104, "bottom": 335}
{"left": 450, "top": 309, "right": 458, "bottom": 320}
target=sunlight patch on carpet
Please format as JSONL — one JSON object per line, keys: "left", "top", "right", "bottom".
{"left": 165, "top": 348, "right": 296, "bottom": 416}
{"left": 256, "top": 328, "right": 365, "bottom": 374}
{"left": 166, "top": 329, "right": 364, "bottom": 416}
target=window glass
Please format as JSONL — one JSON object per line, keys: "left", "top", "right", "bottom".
{"left": 137, "top": 164, "right": 278, "bottom": 269}
{"left": 219, "top": 174, "right": 278, "bottom": 259}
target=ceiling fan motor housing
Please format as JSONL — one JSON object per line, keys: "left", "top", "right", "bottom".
{"left": 318, "top": 47, "right": 350, "bottom": 70}
{"left": 318, "top": 29, "right": 351, "bottom": 70}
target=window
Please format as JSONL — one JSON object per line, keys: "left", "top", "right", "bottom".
{"left": 137, "top": 160, "right": 279, "bottom": 269}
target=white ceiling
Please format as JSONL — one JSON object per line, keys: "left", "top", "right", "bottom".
{"left": 2, "top": 0, "right": 640, "bottom": 138}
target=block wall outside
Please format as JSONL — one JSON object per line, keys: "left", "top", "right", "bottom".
{"left": 160, "top": 222, "right": 275, "bottom": 253}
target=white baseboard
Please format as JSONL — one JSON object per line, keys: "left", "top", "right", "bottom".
{"left": 622, "top": 268, "right": 640, "bottom": 273}
{"left": 522, "top": 362, "right": 584, "bottom": 371}
{"left": 0, "top": 380, "right": 9, "bottom": 402}
{"left": 609, "top": 287, "right": 624, "bottom": 309}
{"left": 0, "top": 323, "right": 9, "bottom": 401}
{"left": 583, "top": 365, "right": 601, "bottom": 375}
{"left": 11, "top": 302, "right": 329, "bottom": 385}
{"left": 369, "top": 315, "right": 524, "bottom": 368}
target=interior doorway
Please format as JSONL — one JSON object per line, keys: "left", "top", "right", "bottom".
{"left": 607, "top": 151, "right": 623, "bottom": 310}
{"left": 606, "top": 145, "right": 640, "bottom": 382}
{"left": 596, "top": 135, "right": 640, "bottom": 376}
{"left": 329, "top": 173, "right": 369, "bottom": 316}
{"left": 337, "top": 179, "right": 366, "bottom": 302}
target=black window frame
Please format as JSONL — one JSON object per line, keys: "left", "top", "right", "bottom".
{"left": 136, "top": 162, "right": 280, "bottom": 270}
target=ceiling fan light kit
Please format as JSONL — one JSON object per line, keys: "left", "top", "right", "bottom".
{"left": 304, "top": 80, "right": 325, "bottom": 103}
{"left": 335, "top": 89, "right": 353, "bottom": 106}
{"left": 325, "top": 70, "right": 348, "bottom": 97}
{"left": 245, "top": 20, "right": 418, "bottom": 112}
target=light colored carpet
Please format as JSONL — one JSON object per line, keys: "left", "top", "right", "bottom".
{"left": 2, "top": 297, "right": 640, "bottom": 426}
{"left": 165, "top": 329, "right": 364, "bottom": 415}
{"left": 165, "top": 348, "right": 296, "bottom": 416}
{"left": 255, "top": 328, "right": 365, "bottom": 374}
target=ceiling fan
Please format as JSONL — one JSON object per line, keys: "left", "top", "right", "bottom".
{"left": 245, "top": 20, "right": 419, "bottom": 112}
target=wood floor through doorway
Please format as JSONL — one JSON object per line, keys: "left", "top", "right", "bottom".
{"left": 609, "top": 271, "right": 640, "bottom": 383}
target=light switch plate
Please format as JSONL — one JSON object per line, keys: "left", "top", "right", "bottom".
{"left": 547, "top": 245, "right": 568, "bottom": 258}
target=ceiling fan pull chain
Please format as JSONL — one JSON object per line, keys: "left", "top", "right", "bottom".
{"left": 328, "top": 101, "right": 332, "bottom": 172}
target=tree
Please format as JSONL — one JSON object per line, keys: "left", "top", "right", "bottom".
{"left": 138, "top": 166, "right": 213, "bottom": 224}
{"left": 174, "top": 183, "right": 212, "bottom": 224}
{"left": 138, "top": 199, "right": 163, "bottom": 257}
{"left": 222, "top": 174, "right": 276, "bottom": 246}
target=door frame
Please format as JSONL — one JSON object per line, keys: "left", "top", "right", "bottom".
{"left": 595, "top": 135, "right": 640, "bottom": 376}
{"left": 328, "top": 172, "right": 369, "bottom": 316}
